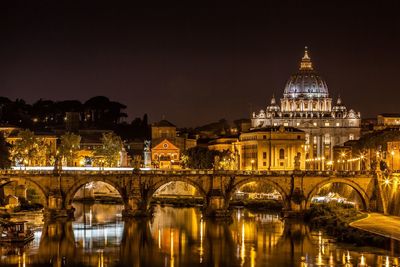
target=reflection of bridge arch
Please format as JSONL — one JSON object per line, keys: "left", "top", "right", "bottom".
{"left": 149, "top": 176, "right": 208, "bottom": 200}
{"left": 232, "top": 177, "right": 290, "bottom": 209}
{"left": 65, "top": 177, "right": 127, "bottom": 208}
{"left": 305, "top": 178, "right": 369, "bottom": 210}
{"left": 8, "top": 177, "right": 49, "bottom": 207}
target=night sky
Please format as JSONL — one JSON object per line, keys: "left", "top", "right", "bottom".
{"left": 1, "top": 2, "right": 400, "bottom": 127}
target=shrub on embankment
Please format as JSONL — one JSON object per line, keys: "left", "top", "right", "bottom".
{"left": 230, "top": 199, "right": 283, "bottom": 212}
{"left": 151, "top": 197, "right": 204, "bottom": 207}
{"left": 305, "top": 204, "right": 386, "bottom": 247}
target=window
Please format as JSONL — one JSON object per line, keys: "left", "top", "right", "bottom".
{"left": 349, "top": 134, "right": 354, "bottom": 140}
{"left": 284, "top": 122, "right": 288, "bottom": 126}
{"left": 336, "top": 122, "right": 340, "bottom": 127}
{"left": 313, "top": 122, "right": 317, "bottom": 126}
{"left": 263, "top": 152, "right": 267, "bottom": 159}
{"left": 263, "top": 162, "right": 266, "bottom": 166}
{"left": 296, "top": 122, "right": 300, "bottom": 126}
{"left": 279, "top": 149, "right": 285, "bottom": 160}
{"left": 263, "top": 135, "right": 266, "bottom": 139}
{"left": 324, "top": 122, "right": 330, "bottom": 126}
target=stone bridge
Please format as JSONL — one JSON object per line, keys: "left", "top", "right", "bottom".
{"left": 0, "top": 169, "right": 388, "bottom": 219}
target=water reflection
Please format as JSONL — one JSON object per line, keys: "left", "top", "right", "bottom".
{"left": 0, "top": 203, "right": 399, "bottom": 266}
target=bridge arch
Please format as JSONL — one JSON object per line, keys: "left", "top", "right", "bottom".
{"left": 7, "top": 177, "right": 49, "bottom": 207}
{"left": 64, "top": 177, "right": 127, "bottom": 208}
{"left": 305, "top": 178, "right": 369, "bottom": 210}
{"left": 148, "top": 176, "right": 208, "bottom": 201}
{"left": 231, "top": 177, "right": 291, "bottom": 209}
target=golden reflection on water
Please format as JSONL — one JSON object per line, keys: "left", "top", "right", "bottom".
{"left": 1, "top": 204, "right": 400, "bottom": 266}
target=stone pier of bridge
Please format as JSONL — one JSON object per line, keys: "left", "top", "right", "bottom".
{"left": 0, "top": 169, "right": 388, "bottom": 220}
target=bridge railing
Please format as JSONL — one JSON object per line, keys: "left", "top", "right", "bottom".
{"left": 0, "top": 168, "right": 374, "bottom": 177}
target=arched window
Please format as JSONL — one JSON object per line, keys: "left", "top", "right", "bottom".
{"left": 279, "top": 149, "right": 285, "bottom": 160}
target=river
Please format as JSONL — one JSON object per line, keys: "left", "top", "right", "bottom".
{"left": 0, "top": 203, "right": 399, "bottom": 266}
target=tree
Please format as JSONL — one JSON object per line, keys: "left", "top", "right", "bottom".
{"left": 35, "top": 137, "right": 53, "bottom": 166}
{"left": 59, "top": 132, "right": 81, "bottom": 166}
{"left": 183, "top": 147, "right": 219, "bottom": 169}
{"left": 94, "top": 132, "right": 124, "bottom": 167}
{"left": 84, "top": 96, "right": 127, "bottom": 126}
{"left": 11, "top": 129, "right": 38, "bottom": 166}
{"left": 0, "top": 133, "right": 11, "bottom": 169}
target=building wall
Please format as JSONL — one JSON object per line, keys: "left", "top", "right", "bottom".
{"left": 387, "top": 141, "right": 400, "bottom": 171}
{"left": 377, "top": 115, "right": 400, "bottom": 126}
{"left": 238, "top": 128, "right": 305, "bottom": 171}
{"left": 151, "top": 126, "right": 176, "bottom": 140}
{"left": 151, "top": 140, "right": 180, "bottom": 169}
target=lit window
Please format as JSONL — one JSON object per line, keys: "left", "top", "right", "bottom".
{"left": 336, "top": 122, "right": 340, "bottom": 127}
{"left": 313, "top": 122, "right": 317, "bottom": 126}
{"left": 279, "top": 149, "right": 285, "bottom": 159}
{"left": 349, "top": 134, "right": 354, "bottom": 140}
{"left": 284, "top": 122, "right": 288, "bottom": 126}
{"left": 296, "top": 122, "right": 300, "bottom": 126}
{"left": 324, "top": 122, "right": 330, "bottom": 126}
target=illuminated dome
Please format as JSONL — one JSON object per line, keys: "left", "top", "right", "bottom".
{"left": 283, "top": 47, "right": 329, "bottom": 99}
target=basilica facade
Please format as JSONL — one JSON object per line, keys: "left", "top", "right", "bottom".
{"left": 251, "top": 48, "right": 361, "bottom": 170}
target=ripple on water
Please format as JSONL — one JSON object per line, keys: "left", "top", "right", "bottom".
{"left": 0, "top": 204, "right": 399, "bottom": 267}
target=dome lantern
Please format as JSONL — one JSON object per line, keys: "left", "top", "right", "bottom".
{"left": 300, "top": 46, "right": 313, "bottom": 70}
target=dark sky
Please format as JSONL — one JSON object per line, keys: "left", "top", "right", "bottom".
{"left": 1, "top": 1, "right": 400, "bottom": 127}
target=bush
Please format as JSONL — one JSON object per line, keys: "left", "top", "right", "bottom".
{"left": 305, "top": 203, "right": 386, "bottom": 247}
{"left": 14, "top": 197, "right": 44, "bottom": 212}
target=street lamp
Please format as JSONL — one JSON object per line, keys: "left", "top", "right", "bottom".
{"left": 251, "top": 159, "right": 255, "bottom": 171}
{"left": 360, "top": 154, "right": 365, "bottom": 172}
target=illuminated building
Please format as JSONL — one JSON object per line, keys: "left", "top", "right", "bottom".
{"left": 251, "top": 47, "right": 361, "bottom": 170}
{"left": 237, "top": 126, "right": 305, "bottom": 171}
{"left": 151, "top": 139, "right": 180, "bottom": 169}
{"left": 208, "top": 136, "right": 239, "bottom": 152}
{"left": 376, "top": 113, "right": 400, "bottom": 129}
{"left": 151, "top": 119, "right": 196, "bottom": 168}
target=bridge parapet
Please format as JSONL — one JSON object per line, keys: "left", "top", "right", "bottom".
{"left": 0, "top": 169, "right": 374, "bottom": 178}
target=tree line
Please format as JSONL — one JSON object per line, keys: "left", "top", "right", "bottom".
{"left": 0, "top": 96, "right": 150, "bottom": 141}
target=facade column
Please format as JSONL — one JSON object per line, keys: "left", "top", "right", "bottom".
{"left": 321, "top": 135, "right": 325, "bottom": 171}
{"left": 316, "top": 135, "right": 321, "bottom": 170}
